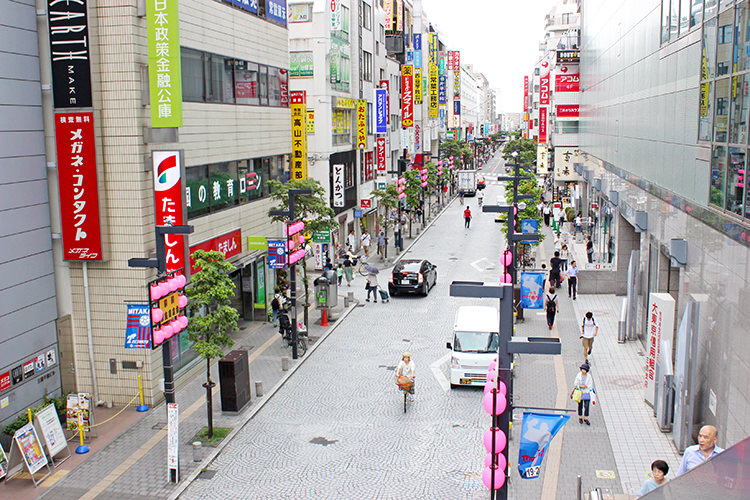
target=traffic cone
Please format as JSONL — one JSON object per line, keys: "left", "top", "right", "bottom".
{"left": 321, "top": 308, "right": 330, "bottom": 327}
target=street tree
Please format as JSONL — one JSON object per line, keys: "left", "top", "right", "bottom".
{"left": 372, "top": 183, "right": 400, "bottom": 259}
{"left": 440, "top": 139, "right": 474, "bottom": 169}
{"left": 402, "top": 169, "right": 422, "bottom": 235}
{"left": 502, "top": 137, "right": 537, "bottom": 167}
{"left": 268, "top": 178, "right": 338, "bottom": 327}
{"left": 186, "top": 250, "right": 239, "bottom": 439}
{"left": 504, "top": 175, "right": 545, "bottom": 265}
{"left": 425, "top": 162, "right": 440, "bottom": 217}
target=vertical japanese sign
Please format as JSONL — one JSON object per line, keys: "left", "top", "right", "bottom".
{"left": 47, "top": 0, "right": 92, "bottom": 108}
{"left": 55, "top": 112, "right": 102, "bottom": 261}
{"left": 147, "top": 0, "right": 183, "bottom": 128}
{"left": 380, "top": 80, "right": 390, "bottom": 124}
{"left": 414, "top": 68, "right": 423, "bottom": 104}
{"left": 356, "top": 99, "right": 367, "bottom": 149}
{"left": 413, "top": 33, "right": 422, "bottom": 69}
{"left": 167, "top": 403, "right": 179, "bottom": 482}
{"left": 540, "top": 72, "right": 550, "bottom": 105}
{"left": 429, "top": 33, "right": 438, "bottom": 65}
{"left": 415, "top": 124, "right": 420, "bottom": 152}
{"left": 539, "top": 107, "right": 547, "bottom": 144}
{"left": 447, "top": 51, "right": 453, "bottom": 70}
{"left": 396, "top": 0, "right": 403, "bottom": 31}
{"left": 453, "top": 50, "right": 460, "bottom": 70}
{"left": 438, "top": 52, "right": 446, "bottom": 75}
{"left": 306, "top": 109, "right": 315, "bottom": 133}
{"left": 330, "top": 0, "right": 341, "bottom": 30}
{"left": 438, "top": 75, "right": 447, "bottom": 104}
{"left": 523, "top": 76, "right": 529, "bottom": 112}
{"left": 375, "top": 88, "right": 387, "bottom": 134}
{"left": 454, "top": 69, "right": 461, "bottom": 97}
{"left": 384, "top": 0, "right": 392, "bottom": 30}
{"left": 401, "top": 65, "right": 414, "bottom": 127}
{"left": 645, "top": 293, "right": 675, "bottom": 406}
{"left": 290, "top": 90, "right": 307, "bottom": 180}
{"left": 377, "top": 137, "right": 386, "bottom": 172}
{"left": 153, "top": 151, "right": 187, "bottom": 274}
{"left": 332, "top": 164, "right": 345, "bottom": 207}
{"left": 429, "top": 63, "right": 438, "bottom": 118}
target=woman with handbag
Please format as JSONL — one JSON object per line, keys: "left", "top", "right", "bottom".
{"left": 572, "top": 363, "right": 594, "bottom": 425}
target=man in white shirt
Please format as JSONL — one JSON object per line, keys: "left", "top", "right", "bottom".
{"left": 361, "top": 230, "right": 371, "bottom": 257}
{"left": 581, "top": 311, "right": 598, "bottom": 363}
{"left": 677, "top": 425, "right": 724, "bottom": 476}
{"left": 346, "top": 229, "right": 356, "bottom": 253}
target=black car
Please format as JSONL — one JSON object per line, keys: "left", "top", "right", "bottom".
{"left": 388, "top": 259, "right": 438, "bottom": 296}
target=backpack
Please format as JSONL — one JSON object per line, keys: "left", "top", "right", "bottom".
{"left": 271, "top": 297, "right": 280, "bottom": 310}
{"left": 546, "top": 295, "right": 557, "bottom": 313}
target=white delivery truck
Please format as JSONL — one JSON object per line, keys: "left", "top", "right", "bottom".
{"left": 457, "top": 169, "right": 478, "bottom": 196}
{"left": 446, "top": 306, "right": 500, "bottom": 387}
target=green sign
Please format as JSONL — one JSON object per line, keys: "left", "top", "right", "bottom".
{"left": 147, "top": 0, "right": 183, "bottom": 127}
{"left": 247, "top": 236, "right": 267, "bottom": 251}
{"left": 254, "top": 260, "right": 266, "bottom": 309}
{"left": 290, "top": 52, "right": 314, "bottom": 77}
{"left": 377, "top": 182, "right": 386, "bottom": 190}
{"left": 312, "top": 230, "right": 331, "bottom": 243}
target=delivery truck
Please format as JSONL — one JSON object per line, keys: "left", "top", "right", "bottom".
{"left": 457, "top": 169, "right": 478, "bottom": 196}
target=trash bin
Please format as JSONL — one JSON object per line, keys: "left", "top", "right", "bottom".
{"left": 314, "top": 272, "right": 338, "bottom": 309}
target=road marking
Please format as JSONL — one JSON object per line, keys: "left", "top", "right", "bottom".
{"left": 79, "top": 330, "right": 281, "bottom": 500}
{"left": 430, "top": 353, "right": 451, "bottom": 393}
{"left": 470, "top": 257, "right": 493, "bottom": 273}
{"left": 41, "top": 469, "right": 70, "bottom": 487}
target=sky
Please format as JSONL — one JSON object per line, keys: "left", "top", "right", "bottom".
{"left": 422, "top": 0, "right": 555, "bottom": 115}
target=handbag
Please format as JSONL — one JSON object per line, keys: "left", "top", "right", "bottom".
{"left": 570, "top": 388, "right": 582, "bottom": 403}
{"left": 365, "top": 283, "right": 370, "bottom": 290}
{"left": 581, "top": 391, "right": 591, "bottom": 401}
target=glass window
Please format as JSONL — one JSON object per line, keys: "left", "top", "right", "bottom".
{"left": 259, "top": 65, "right": 269, "bottom": 106}
{"left": 362, "top": 51, "right": 373, "bottom": 81}
{"left": 727, "top": 147, "right": 745, "bottom": 214}
{"left": 735, "top": 2, "right": 750, "bottom": 72}
{"left": 235, "top": 62, "right": 259, "bottom": 105}
{"left": 699, "top": 81, "right": 714, "bottom": 140}
{"left": 719, "top": 0, "right": 734, "bottom": 11}
{"left": 710, "top": 145, "right": 727, "bottom": 208}
{"left": 715, "top": 77, "right": 730, "bottom": 141}
{"left": 363, "top": 2, "right": 372, "bottom": 30}
{"left": 662, "top": 0, "right": 671, "bottom": 43}
{"left": 730, "top": 74, "right": 749, "bottom": 143}
{"left": 181, "top": 48, "right": 204, "bottom": 102}
{"left": 717, "top": 10, "right": 734, "bottom": 75}
{"left": 206, "top": 55, "right": 233, "bottom": 103}
{"left": 703, "top": 18, "right": 717, "bottom": 80}
{"left": 692, "top": 0, "right": 705, "bottom": 26}
{"left": 671, "top": 0, "right": 680, "bottom": 38}
{"left": 705, "top": 0, "right": 718, "bottom": 18}
{"left": 269, "top": 67, "right": 281, "bottom": 106}
{"left": 681, "top": 0, "right": 692, "bottom": 33}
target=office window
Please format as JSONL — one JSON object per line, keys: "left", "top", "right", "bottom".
{"left": 680, "top": 0, "right": 691, "bottom": 34}
{"left": 714, "top": 77, "right": 730, "bottom": 141}
{"left": 703, "top": 17, "right": 717, "bottom": 80}
{"left": 562, "top": 13, "right": 572, "bottom": 24}
{"left": 205, "top": 54, "right": 233, "bottom": 103}
{"left": 671, "top": 0, "right": 679, "bottom": 38}
{"left": 362, "top": 51, "right": 373, "bottom": 81}
{"left": 730, "top": 74, "right": 749, "bottom": 144}
{"left": 235, "top": 61, "right": 259, "bottom": 105}
{"left": 735, "top": 2, "right": 750, "bottom": 72}
{"left": 699, "top": 81, "right": 714, "bottom": 141}
{"left": 182, "top": 48, "right": 204, "bottom": 101}
{"left": 269, "top": 67, "right": 281, "bottom": 106}
{"left": 710, "top": 145, "right": 727, "bottom": 208}
{"left": 662, "top": 0, "right": 671, "bottom": 43}
{"left": 727, "top": 147, "right": 745, "bottom": 215}
{"left": 259, "top": 65, "right": 269, "bottom": 106}
{"left": 363, "top": 2, "right": 372, "bottom": 30}
{"left": 705, "top": 0, "right": 718, "bottom": 19}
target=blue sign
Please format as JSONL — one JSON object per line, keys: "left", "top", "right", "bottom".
{"left": 266, "top": 0, "right": 287, "bottom": 24}
{"left": 518, "top": 412, "right": 570, "bottom": 479}
{"left": 406, "top": 50, "right": 413, "bottom": 63}
{"left": 519, "top": 272, "right": 546, "bottom": 309}
{"left": 438, "top": 75, "right": 447, "bottom": 104}
{"left": 521, "top": 219, "right": 538, "bottom": 244}
{"left": 454, "top": 100, "right": 460, "bottom": 115}
{"left": 354, "top": 209, "right": 363, "bottom": 218}
{"left": 229, "top": 0, "right": 258, "bottom": 14}
{"left": 125, "top": 304, "right": 151, "bottom": 349}
{"left": 375, "top": 88, "right": 387, "bottom": 134}
{"left": 268, "top": 239, "right": 287, "bottom": 269}
{"left": 439, "top": 108, "right": 446, "bottom": 129}
{"left": 413, "top": 33, "right": 421, "bottom": 50}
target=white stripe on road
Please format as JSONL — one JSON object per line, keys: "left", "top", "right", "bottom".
{"left": 430, "top": 353, "right": 451, "bottom": 393}
{"left": 470, "top": 257, "right": 493, "bottom": 273}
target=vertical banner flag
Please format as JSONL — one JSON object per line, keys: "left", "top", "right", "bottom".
{"left": 414, "top": 68, "right": 423, "bottom": 104}
{"left": 377, "top": 137, "right": 386, "bottom": 172}
{"left": 47, "top": 0, "right": 92, "bottom": 108}
{"left": 55, "top": 112, "right": 103, "bottom": 261}
{"left": 380, "top": 80, "right": 390, "bottom": 123}
{"left": 519, "top": 272, "right": 545, "bottom": 309}
{"left": 522, "top": 219, "right": 538, "bottom": 243}
{"left": 330, "top": 0, "right": 341, "bottom": 30}
{"left": 153, "top": 151, "right": 188, "bottom": 274}
{"left": 523, "top": 76, "right": 529, "bottom": 112}
{"left": 413, "top": 33, "right": 422, "bottom": 69}
{"left": 146, "top": 0, "right": 183, "bottom": 128}
{"left": 396, "top": 0, "right": 403, "bottom": 31}
{"left": 438, "top": 75, "right": 447, "bottom": 104}
{"left": 332, "top": 164, "right": 345, "bottom": 207}
{"left": 125, "top": 305, "right": 152, "bottom": 349}
{"left": 539, "top": 107, "right": 547, "bottom": 144}
{"left": 402, "top": 65, "right": 414, "bottom": 127}
{"left": 267, "top": 240, "right": 287, "bottom": 269}
{"left": 356, "top": 99, "right": 367, "bottom": 149}
{"left": 290, "top": 90, "right": 307, "bottom": 180}
{"left": 375, "top": 88, "right": 387, "bottom": 134}
{"left": 540, "top": 72, "right": 550, "bottom": 105}
{"left": 384, "top": 0, "right": 392, "bottom": 30}
{"left": 645, "top": 293, "right": 676, "bottom": 405}
{"left": 518, "top": 412, "right": 570, "bottom": 479}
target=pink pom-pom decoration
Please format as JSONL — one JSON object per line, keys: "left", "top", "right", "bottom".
{"left": 175, "top": 274, "right": 187, "bottom": 288}
{"left": 178, "top": 294, "right": 188, "bottom": 308}
{"left": 178, "top": 315, "right": 189, "bottom": 329}
{"left": 483, "top": 391, "right": 507, "bottom": 415}
{"left": 151, "top": 308, "right": 164, "bottom": 324}
{"left": 161, "top": 324, "right": 173, "bottom": 339}
{"left": 483, "top": 427, "right": 507, "bottom": 454}
{"left": 484, "top": 452, "right": 508, "bottom": 470}
{"left": 150, "top": 284, "right": 160, "bottom": 301}
{"left": 482, "top": 466, "right": 506, "bottom": 490}
{"left": 153, "top": 329, "right": 165, "bottom": 345}
{"left": 488, "top": 360, "right": 497, "bottom": 372}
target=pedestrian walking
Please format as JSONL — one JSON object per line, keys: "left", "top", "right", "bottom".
{"left": 586, "top": 236, "right": 594, "bottom": 263}
{"left": 550, "top": 251, "right": 563, "bottom": 289}
{"left": 343, "top": 255, "right": 354, "bottom": 286}
{"left": 558, "top": 212, "right": 566, "bottom": 232}
{"left": 464, "top": 207, "right": 472, "bottom": 228}
{"left": 553, "top": 232, "right": 562, "bottom": 254}
{"left": 336, "top": 264, "right": 343, "bottom": 286}
{"left": 581, "top": 311, "right": 598, "bottom": 363}
{"left": 365, "top": 272, "right": 379, "bottom": 302}
{"left": 637, "top": 460, "right": 670, "bottom": 496}
{"left": 567, "top": 261, "right": 579, "bottom": 299}
{"left": 571, "top": 363, "right": 594, "bottom": 425}
{"left": 545, "top": 287, "right": 558, "bottom": 330}
{"left": 271, "top": 289, "right": 282, "bottom": 326}
{"left": 377, "top": 230, "right": 387, "bottom": 258}
{"left": 459, "top": 190, "right": 465, "bottom": 204}
{"left": 677, "top": 425, "right": 724, "bottom": 476}
{"left": 560, "top": 243, "right": 569, "bottom": 271}
{"left": 543, "top": 202, "right": 552, "bottom": 226}
{"left": 346, "top": 229, "right": 356, "bottom": 253}
{"left": 574, "top": 212, "right": 583, "bottom": 234}
{"left": 361, "top": 229, "right": 371, "bottom": 258}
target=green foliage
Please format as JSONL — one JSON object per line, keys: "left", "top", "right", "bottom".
{"left": 186, "top": 250, "right": 239, "bottom": 361}
{"left": 565, "top": 206, "right": 576, "bottom": 222}
{"left": 3, "top": 394, "right": 68, "bottom": 437}
{"left": 502, "top": 137, "right": 537, "bottom": 166}
{"left": 504, "top": 176, "right": 545, "bottom": 244}
{"left": 195, "top": 426, "right": 231, "bottom": 447}
{"left": 425, "top": 162, "right": 440, "bottom": 191}
{"left": 267, "top": 178, "right": 338, "bottom": 235}
{"left": 372, "top": 184, "right": 400, "bottom": 233}
{"left": 440, "top": 139, "right": 474, "bottom": 169}
{"left": 402, "top": 169, "right": 422, "bottom": 210}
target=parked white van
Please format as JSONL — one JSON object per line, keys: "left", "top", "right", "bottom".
{"left": 446, "top": 305, "right": 500, "bottom": 387}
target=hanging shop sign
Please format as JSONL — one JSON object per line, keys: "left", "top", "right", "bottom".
{"left": 454, "top": 100, "right": 461, "bottom": 115}
{"left": 540, "top": 72, "right": 550, "bottom": 105}
{"left": 555, "top": 73, "right": 580, "bottom": 92}
{"left": 290, "top": 90, "right": 307, "bottom": 180}
{"left": 55, "top": 112, "right": 102, "bottom": 261}
{"left": 379, "top": 80, "right": 390, "bottom": 123}
{"left": 266, "top": 0, "right": 287, "bottom": 25}
{"left": 429, "top": 33, "right": 438, "bottom": 65}
{"left": 267, "top": 240, "right": 287, "bottom": 269}
{"left": 396, "top": 0, "right": 403, "bottom": 31}
{"left": 539, "top": 107, "right": 547, "bottom": 144}
{"left": 429, "top": 63, "right": 438, "bottom": 118}
{"left": 153, "top": 151, "right": 188, "bottom": 274}
{"left": 414, "top": 68, "right": 423, "bottom": 104}
{"left": 414, "top": 33, "right": 422, "bottom": 69}
{"left": 189, "top": 229, "right": 242, "bottom": 273}
{"left": 356, "top": 99, "right": 367, "bottom": 149}
{"left": 556, "top": 104, "right": 579, "bottom": 117}
{"left": 375, "top": 88, "right": 387, "bottom": 134}
{"left": 438, "top": 75, "right": 447, "bottom": 104}
{"left": 146, "top": 0, "right": 183, "bottom": 128}
{"left": 645, "top": 293, "right": 676, "bottom": 406}
{"left": 523, "top": 76, "right": 529, "bottom": 112}
{"left": 125, "top": 304, "right": 152, "bottom": 349}
{"left": 377, "top": 137, "right": 386, "bottom": 172}
{"left": 415, "top": 124, "right": 420, "bottom": 153}
{"left": 401, "top": 65, "right": 414, "bottom": 127}
{"left": 453, "top": 50, "right": 460, "bottom": 70}
{"left": 383, "top": 0, "right": 392, "bottom": 30}
{"left": 332, "top": 163, "right": 345, "bottom": 207}
{"left": 47, "top": 0, "right": 92, "bottom": 108}
{"left": 556, "top": 49, "right": 580, "bottom": 63}
{"left": 454, "top": 70, "right": 461, "bottom": 98}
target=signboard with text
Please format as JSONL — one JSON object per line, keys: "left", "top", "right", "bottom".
{"left": 356, "top": 99, "right": 367, "bottom": 148}
{"left": 267, "top": 240, "right": 287, "bottom": 269}
{"left": 556, "top": 104, "right": 579, "bottom": 117}
{"left": 401, "top": 65, "right": 414, "bottom": 127}
{"left": 555, "top": 73, "right": 580, "bottom": 92}
{"left": 332, "top": 163, "right": 345, "bottom": 207}
{"left": 377, "top": 137, "right": 386, "bottom": 172}
{"left": 47, "top": 0, "right": 92, "bottom": 108}
{"left": 645, "top": 293, "right": 675, "bottom": 406}
{"left": 290, "top": 90, "right": 307, "bottom": 180}
{"left": 153, "top": 151, "right": 188, "bottom": 274}
{"left": 146, "top": 0, "right": 183, "bottom": 127}
{"left": 539, "top": 107, "right": 547, "bottom": 144}
{"left": 540, "top": 72, "right": 550, "bottom": 105}
{"left": 189, "top": 229, "right": 242, "bottom": 272}
{"left": 375, "top": 88, "right": 387, "bottom": 134}
{"left": 523, "top": 76, "right": 529, "bottom": 112}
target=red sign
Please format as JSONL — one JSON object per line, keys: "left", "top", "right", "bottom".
{"left": 189, "top": 229, "right": 242, "bottom": 272}
{"left": 539, "top": 107, "right": 547, "bottom": 144}
{"left": 453, "top": 51, "right": 460, "bottom": 70}
{"left": 380, "top": 80, "right": 390, "bottom": 123}
{"left": 377, "top": 137, "right": 386, "bottom": 172}
{"left": 0, "top": 372, "right": 10, "bottom": 392}
{"left": 279, "top": 69, "right": 289, "bottom": 107}
{"left": 447, "top": 51, "right": 453, "bottom": 70}
{"left": 55, "top": 112, "right": 103, "bottom": 260}
{"left": 556, "top": 104, "right": 579, "bottom": 117}
{"left": 523, "top": 76, "right": 529, "bottom": 112}
{"left": 555, "top": 73, "right": 580, "bottom": 92}
{"left": 361, "top": 199, "right": 372, "bottom": 209}
{"left": 364, "top": 151, "right": 374, "bottom": 180}
{"left": 153, "top": 151, "right": 188, "bottom": 274}
{"left": 540, "top": 72, "right": 550, "bottom": 105}
{"left": 401, "top": 65, "right": 414, "bottom": 127}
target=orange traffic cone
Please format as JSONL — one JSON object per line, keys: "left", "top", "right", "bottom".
{"left": 321, "top": 308, "right": 330, "bottom": 327}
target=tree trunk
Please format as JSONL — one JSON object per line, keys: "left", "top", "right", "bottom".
{"left": 302, "top": 263, "right": 309, "bottom": 328}
{"left": 205, "top": 357, "right": 214, "bottom": 439}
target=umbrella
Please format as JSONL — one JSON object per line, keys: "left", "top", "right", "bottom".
{"left": 365, "top": 265, "right": 379, "bottom": 274}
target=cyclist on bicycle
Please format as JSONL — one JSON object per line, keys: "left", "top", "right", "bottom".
{"left": 395, "top": 352, "right": 415, "bottom": 394}
{"left": 477, "top": 190, "right": 484, "bottom": 207}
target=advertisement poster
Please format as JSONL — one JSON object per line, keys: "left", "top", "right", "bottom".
{"left": 66, "top": 393, "right": 91, "bottom": 431}
{"left": 47, "top": 0, "right": 92, "bottom": 108}
{"left": 518, "top": 412, "right": 569, "bottom": 479}
{"left": 645, "top": 293, "right": 676, "bottom": 406}
{"left": 267, "top": 240, "right": 287, "bottom": 269}
{"left": 55, "top": 113, "right": 102, "bottom": 261}
{"left": 153, "top": 151, "right": 188, "bottom": 274}
{"left": 125, "top": 304, "right": 152, "bottom": 349}
{"left": 356, "top": 99, "right": 367, "bottom": 149}
{"left": 401, "top": 65, "right": 414, "bottom": 127}
{"left": 34, "top": 405, "right": 68, "bottom": 459}
{"left": 13, "top": 423, "right": 48, "bottom": 475}
{"left": 519, "top": 272, "right": 546, "bottom": 309}
{"left": 146, "top": 0, "right": 183, "bottom": 127}
{"left": 0, "top": 444, "right": 7, "bottom": 479}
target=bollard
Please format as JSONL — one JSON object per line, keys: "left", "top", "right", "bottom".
{"left": 344, "top": 296, "right": 350, "bottom": 307}
{"left": 347, "top": 291, "right": 354, "bottom": 303}
{"left": 255, "top": 381, "right": 263, "bottom": 397}
{"left": 137, "top": 374, "right": 149, "bottom": 412}
{"left": 282, "top": 356, "right": 290, "bottom": 371}
{"left": 192, "top": 441, "right": 203, "bottom": 462}
{"left": 577, "top": 474, "right": 582, "bottom": 500}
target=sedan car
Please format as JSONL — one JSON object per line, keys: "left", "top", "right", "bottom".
{"left": 388, "top": 259, "right": 438, "bottom": 296}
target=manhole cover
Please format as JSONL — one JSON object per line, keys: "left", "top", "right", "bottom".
{"left": 378, "top": 365, "right": 397, "bottom": 371}
{"left": 152, "top": 422, "right": 166, "bottom": 430}
{"left": 197, "top": 469, "right": 217, "bottom": 480}
{"left": 309, "top": 436, "right": 338, "bottom": 446}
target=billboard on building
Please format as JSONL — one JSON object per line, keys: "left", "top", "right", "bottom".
{"left": 429, "top": 63, "right": 438, "bottom": 118}
{"left": 290, "top": 90, "right": 307, "bottom": 180}
{"left": 47, "top": 0, "right": 92, "bottom": 108}
{"left": 357, "top": 99, "right": 367, "bottom": 148}
{"left": 414, "top": 68, "right": 423, "bottom": 104}
{"left": 332, "top": 164, "right": 345, "bottom": 207}
{"left": 146, "top": 0, "right": 183, "bottom": 127}
{"left": 375, "top": 88, "right": 387, "bottom": 134}
{"left": 402, "top": 65, "right": 414, "bottom": 127}
{"left": 555, "top": 72, "right": 580, "bottom": 92}
{"left": 377, "top": 138, "right": 386, "bottom": 172}
{"left": 539, "top": 107, "right": 547, "bottom": 144}
{"left": 540, "top": 72, "right": 550, "bottom": 105}
{"left": 556, "top": 104, "right": 579, "bottom": 117}
{"left": 153, "top": 151, "right": 188, "bottom": 274}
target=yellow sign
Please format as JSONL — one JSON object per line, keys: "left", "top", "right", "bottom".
{"left": 158, "top": 292, "right": 180, "bottom": 324}
{"left": 414, "top": 68, "right": 423, "bottom": 104}
{"left": 356, "top": 99, "right": 367, "bottom": 149}
{"left": 429, "top": 63, "right": 438, "bottom": 118}
{"left": 335, "top": 97, "right": 356, "bottom": 109}
{"left": 290, "top": 91, "right": 307, "bottom": 180}
{"left": 306, "top": 110, "right": 315, "bottom": 133}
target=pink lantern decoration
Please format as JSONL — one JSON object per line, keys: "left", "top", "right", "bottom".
{"left": 484, "top": 378, "right": 496, "bottom": 394}
{"left": 499, "top": 273, "right": 512, "bottom": 283}
{"left": 170, "top": 319, "right": 181, "bottom": 333}
{"left": 151, "top": 308, "right": 164, "bottom": 324}
{"left": 167, "top": 277, "right": 179, "bottom": 292}
{"left": 421, "top": 182, "right": 428, "bottom": 187}
{"left": 513, "top": 206, "right": 518, "bottom": 215}
{"left": 449, "top": 156, "right": 454, "bottom": 160}
{"left": 483, "top": 427, "right": 508, "bottom": 454}
{"left": 487, "top": 368, "right": 497, "bottom": 381}
{"left": 488, "top": 360, "right": 497, "bottom": 372}
{"left": 398, "top": 193, "right": 406, "bottom": 199}
{"left": 161, "top": 324, "right": 173, "bottom": 339}
{"left": 175, "top": 274, "right": 187, "bottom": 288}
{"left": 484, "top": 452, "right": 508, "bottom": 470}
{"left": 483, "top": 391, "right": 507, "bottom": 415}
{"left": 150, "top": 284, "right": 161, "bottom": 301}
{"left": 153, "top": 329, "right": 165, "bottom": 345}
{"left": 178, "top": 294, "right": 188, "bottom": 308}
{"left": 482, "top": 466, "right": 506, "bottom": 490}
{"left": 178, "top": 315, "right": 189, "bottom": 329}
{"left": 501, "top": 250, "right": 513, "bottom": 267}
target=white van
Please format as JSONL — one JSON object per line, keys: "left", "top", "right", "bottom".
{"left": 446, "top": 306, "right": 500, "bottom": 387}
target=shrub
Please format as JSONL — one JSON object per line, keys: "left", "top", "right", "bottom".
{"left": 3, "top": 393, "right": 69, "bottom": 437}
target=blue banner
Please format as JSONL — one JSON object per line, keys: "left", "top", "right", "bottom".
{"left": 125, "top": 305, "right": 151, "bottom": 349}
{"left": 266, "top": 0, "right": 287, "bottom": 24}
{"left": 438, "top": 75, "right": 447, "bottom": 104}
{"left": 413, "top": 33, "right": 421, "bottom": 50}
{"left": 454, "top": 100, "right": 460, "bottom": 115}
{"left": 520, "top": 272, "right": 546, "bottom": 309}
{"left": 518, "top": 412, "right": 570, "bottom": 479}
{"left": 406, "top": 50, "right": 413, "bottom": 63}
{"left": 268, "top": 239, "right": 287, "bottom": 269}
{"left": 521, "top": 218, "right": 538, "bottom": 244}
{"left": 229, "top": 0, "right": 258, "bottom": 14}
{"left": 375, "top": 88, "right": 387, "bottom": 134}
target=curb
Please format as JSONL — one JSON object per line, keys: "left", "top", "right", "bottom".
{"left": 167, "top": 302, "right": 360, "bottom": 500}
